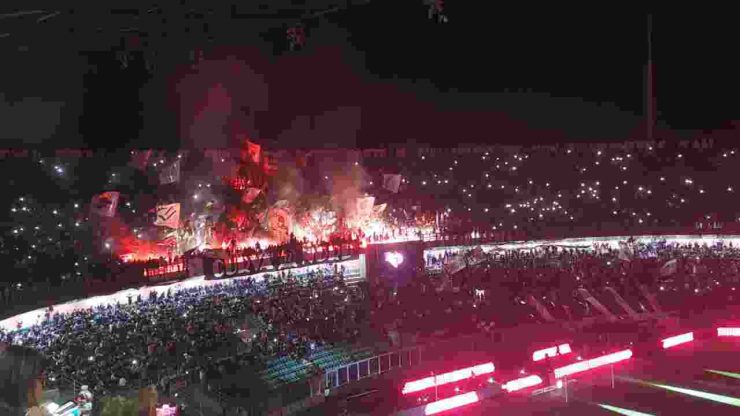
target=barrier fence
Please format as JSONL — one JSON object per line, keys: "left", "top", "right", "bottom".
{"left": 318, "top": 346, "right": 423, "bottom": 394}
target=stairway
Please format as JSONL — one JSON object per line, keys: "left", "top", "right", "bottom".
{"left": 604, "top": 287, "right": 639, "bottom": 319}
{"left": 577, "top": 288, "right": 617, "bottom": 320}
{"left": 526, "top": 294, "right": 556, "bottom": 322}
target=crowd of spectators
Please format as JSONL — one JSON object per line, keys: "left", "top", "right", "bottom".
{"left": 365, "top": 138, "right": 740, "bottom": 239}
{"left": 0, "top": 234, "right": 738, "bottom": 411}
{"left": 0, "top": 264, "right": 364, "bottom": 399}
{"left": 5, "top": 138, "right": 740, "bottom": 412}
{"left": 415, "top": 240, "right": 740, "bottom": 339}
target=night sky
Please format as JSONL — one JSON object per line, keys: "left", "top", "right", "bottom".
{"left": 1, "top": 3, "right": 738, "bottom": 150}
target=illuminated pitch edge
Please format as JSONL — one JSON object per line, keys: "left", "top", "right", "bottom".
{"left": 717, "top": 327, "right": 740, "bottom": 337}
{"left": 598, "top": 403, "right": 655, "bottom": 416}
{"left": 502, "top": 375, "right": 543, "bottom": 392}
{"left": 553, "top": 349, "right": 632, "bottom": 379}
{"left": 705, "top": 369, "right": 740, "bottom": 380}
{"left": 661, "top": 332, "right": 694, "bottom": 349}
{"left": 402, "top": 362, "right": 495, "bottom": 394}
{"left": 424, "top": 392, "right": 479, "bottom": 415}
{"left": 647, "top": 382, "right": 740, "bottom": 407}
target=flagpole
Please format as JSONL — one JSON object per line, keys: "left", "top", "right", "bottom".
{"left": 646, "top": 13, "right": 655, "bottom": 141}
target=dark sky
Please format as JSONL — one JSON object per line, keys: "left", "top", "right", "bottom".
{"left": 0, "top": 3, "right": 738, "bottom": 150}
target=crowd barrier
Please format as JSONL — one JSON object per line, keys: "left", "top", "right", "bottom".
{"left": 322, "top": 346, "right": 423, "bottom": 392}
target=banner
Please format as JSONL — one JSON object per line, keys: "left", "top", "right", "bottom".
{"left": 382, "top": 174, "right": 402, "bottom": 193}
{"left": 154, "top": 203, "right": 180, "bottom": 229}
{"left": 90, "top": 191, "right": 120, "bottom": 217}
{"left": 242, "top": 187, "right": 261, "bottom": 204}
{"left": 159, "top": 160, "right": 180, "bottom": 184}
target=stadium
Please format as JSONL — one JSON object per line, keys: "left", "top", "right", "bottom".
{"left": 1, "top": 3, "right": 739, "bottom": 416}
{"left": 2, "top": 139, "right": 739, "bottom": 415}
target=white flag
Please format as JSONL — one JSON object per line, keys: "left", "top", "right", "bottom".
{"left": 382, "top": 174, "right": 402, "bottom": 193}
{"left": 90, "top": 191, "right": 120, "bottom": 217}
{"left": 356, "top": 197, "right": 375, "bottom": 217}
{"left": 373, "top": 203, "right": 387, "bottom": 215}
{"left": 659, "top": 259, "right": 678, "bottom": 277}
{"left": 159, "top": 160, "right": 181, "bottom": 184}
{"left": 154, "top": 203, "right": 180, "bottom": 229}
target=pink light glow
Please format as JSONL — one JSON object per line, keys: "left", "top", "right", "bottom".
{"left": 502, "top": 375, "right": 543, "bottom": 392}
{"left": 554, "top": 349, "right": 632, "bottom": 379}
{"left": 717, "top": 327, "right": 740, "bottom": 337}
{"left": 402, "top": 362, "right": 495, "bottom": 395}
{"left": 156, "top": 404, "right": 178, "bottom": 416}
{"left": 424, "top": 392, "right": 479, "bottom": 415}
{"left": 661, "top": 332, "right": 694, "bottom": 349}
{"left": 384, "top": 251, "right": 405, "bottom": 268}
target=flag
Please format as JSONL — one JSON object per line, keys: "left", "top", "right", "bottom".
{"left": 267, "top": 208, "right": 291, "bottom": 239}
{"left": 154, "top": 203, "right": 180, "bottom": 229}
{"left": 356, "top": 197, "right": 375, "bottom": 217}
{"left": 159, "top": 229, "right": 178, "bottom": 247}
{"left": 468, "top": 247, "right": 486, "bottom": 265}
{"left": 373, "top": 203, "right": 387, "bottom": 215}
{"left": 159, "top": 160, "right": 180, "bottom": 184}
{"left": 90, "top": 191, "right": 120, "bottom": 217}
{"left": 241, "top": 140, "right": 261, "bottom": 164}
{"left": 659, "top": 259, "right": 678, "bottom": 277}
{"left": 128, "top": 150, "right": 152, "bottom": 171}
{"left": 618, "top": 241, "right": 633, "bottom": 261}
{"left": 242, "top": 187, "right": 261, "bottom": 204}
{"left": 382, "top": 174, "right": 402, "bottom": 193}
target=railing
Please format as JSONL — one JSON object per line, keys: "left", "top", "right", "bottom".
{"left": 321, "top": 345, "right": 423, "bottom": 393}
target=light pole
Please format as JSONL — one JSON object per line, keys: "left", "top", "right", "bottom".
{"left": 611, "top": 364, "right": 615, "bottom": 389}
{"left": 432, "top": 371, "right": 438, "bottom": 401}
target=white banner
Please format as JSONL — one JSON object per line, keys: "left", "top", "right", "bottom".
{"left": 154, "top": 203, "right": 180, "bottom": 229}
